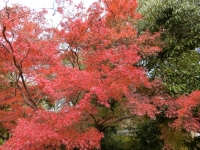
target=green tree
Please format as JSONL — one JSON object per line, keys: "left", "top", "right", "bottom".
{"left": 138, "top": 0, "right": 200, "bottom": 96}
{"left": 136, "top": 0, "right": 200, "bottom": 149}
{"left": 134, "top": 119, "right": 163, "bottom": 150}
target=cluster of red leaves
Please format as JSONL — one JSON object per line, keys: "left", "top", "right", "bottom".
{"left": 2, "top": 108, "right": 103, "bottom": 150}
{"left": 169, "top": 91, "right": 200, "bottom": 132}
{"left": 152, "top": 91, "right": 200, "bottom": 133}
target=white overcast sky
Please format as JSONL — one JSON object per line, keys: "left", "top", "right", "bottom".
{"left": 0, "top": 0, "right": 96, "bottom": 8}
{"left": 0, "top": 0, "right": 96, "bottom": 26}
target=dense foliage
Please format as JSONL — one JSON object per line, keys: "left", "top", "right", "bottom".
{"left": 137, "top": 0, "right": 200, "bottom": 149}
{"left": 138, "top": 0, "right": 200, "bottom": 95}
{"left": 0, "top": 0, "right": 199, "bottom": 149}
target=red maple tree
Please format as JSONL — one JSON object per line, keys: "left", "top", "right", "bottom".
{"left": 0, "top": 0, "right": 199, "bottom": 149}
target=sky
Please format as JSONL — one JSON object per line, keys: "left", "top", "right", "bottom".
{"left": 0, "top": 0, "right": 96, "bottom": 26}
{"left": 0, "top": 0, "right": 95, "bottom": 8}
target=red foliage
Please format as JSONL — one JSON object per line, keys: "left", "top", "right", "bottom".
{"left": 1, "top": 0, "right": 197, "bottom": 149}
{"left": 168, "top": 91, "right": 200, "bottom": 132}
{"left": 2, "top": 110, "right": 103, "bottom": 150}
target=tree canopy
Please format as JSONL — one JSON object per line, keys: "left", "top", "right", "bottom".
{"left": 138, "top": 0, "right": 200, "bottom": 95}
{"left": 0, "top": 0, "right": 199, "bottom": 149}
